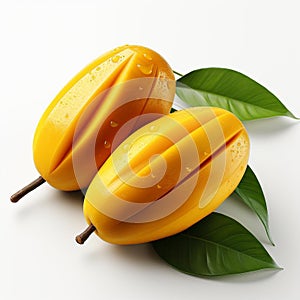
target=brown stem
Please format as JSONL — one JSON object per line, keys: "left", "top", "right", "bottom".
{"left": 10, "top": 176, "right": 46, "bottom": 203}
{"left": 76, "top": 224, "right": 96, "bottom": 244}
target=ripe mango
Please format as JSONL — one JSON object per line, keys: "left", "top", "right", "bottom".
{"left": 77, "top": 107, "right": 250, "bottom": 245}
{"left": 11, "top": 45, "right": 175, "bottom": 202}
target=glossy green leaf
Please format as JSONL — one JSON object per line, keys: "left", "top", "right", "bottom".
{"left": 176, "top": 68, "right": 298, "bottom": 120}
{"left": 235, "top": 166, "right": 273, "bottom": 245}
{"left": 152, "top": 213, "right": 280, "bottom": 277}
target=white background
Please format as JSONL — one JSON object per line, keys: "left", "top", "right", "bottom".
{"left": 1, "top": 0, "right": 300, "bottom": 299}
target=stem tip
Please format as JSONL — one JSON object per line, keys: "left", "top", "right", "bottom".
{"left": 10, "top": 176, "right": 45, "bottom": 203}
{"left": 76, "top": 224, "right": 96, "bottom": 245}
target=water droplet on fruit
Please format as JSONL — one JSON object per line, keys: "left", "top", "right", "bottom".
{"left": 156, "top": 184, "right": 162, "bottom": 189}
{"left": 166, "top": 79, "right": 172, "bottom": 89}
{"left": 204, "top": 151, "right": 208, "bottom": 156}
{"left": 110, "top": 120, "right": 119, "bottom": 128}
{"left": 137, "top": 63, "right": 153, "bottom": 75}
{"left": 123, "top": 144, "right": 129, "bottom": 151}
{"left": 143, "top": 53, "right": 153, "bottom": 61}
{"left": 138, "top": 86, "right": 144, "bottom": 91}
{"left": 185, "top": 167, "right": 192, "bottom": 173}
{"left": 104, "top": 140, "right": 111, "bottom": 149}
{"left": 149, "top": 125, "right": 158, "bottom": 132}
{"left": 112, "top": 55, "right": 121, "bottom": 63}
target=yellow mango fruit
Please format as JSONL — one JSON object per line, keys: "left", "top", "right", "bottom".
{"left": 76, "top": 107, "right": 250, "bottom": 245}
{"left": 11, "top": 45, "right": 175, "bottom": 202}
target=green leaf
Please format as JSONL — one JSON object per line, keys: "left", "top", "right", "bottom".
{"left": 152, "top": 213, "right": 280, "bottom": 277}
{"left": 235, "top": 166, "right": 273, "bottom": 245}
{"left": 176, "top": 68, "right": 298, "bottom": 120}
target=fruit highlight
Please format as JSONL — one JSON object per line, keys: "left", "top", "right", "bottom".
{"left": 11, "top": 45, "right": 175, "bottom": 202}
{"left": 76, "top": 107, "right": 250, "bottom": 245}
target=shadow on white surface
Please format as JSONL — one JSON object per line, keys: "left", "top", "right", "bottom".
{"left": 74, "top": 222, "right": 282, "bottom": 284}
{"left": 12, "top": 188, "right": 84, "bottom": 219}
{"left": 244, "top": 117, "right": 299, "bottom": 137}
{"left": 210, "top": 268, "right": 282, "bottom": 284}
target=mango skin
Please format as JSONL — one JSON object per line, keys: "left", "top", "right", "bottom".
{"left": 33, "top": 45, "right": 175, "bottom": 190}
{"left": 83, "top": 107, "right": 250, "bottom": 245}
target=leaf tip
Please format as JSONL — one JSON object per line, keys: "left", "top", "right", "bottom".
{"left": 266, "top": 231, "right": 275, "bottom": 246}
{"left": 273, "top": 265, "right": 284, "bottom": 272}
{"left": 269, "top": 259, "right": 283, "bottom": 271}
{"left": 286, "top": 110, "right": 300, "bottom": 120}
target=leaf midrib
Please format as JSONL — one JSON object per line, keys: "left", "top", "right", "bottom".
{"left": 180, "top": 231, "right": 275, "bottom": 267}
{"left": 177, "top": 86, "right": 286, "bottom": 114}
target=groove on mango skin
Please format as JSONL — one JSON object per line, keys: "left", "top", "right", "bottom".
{"left": 69, "top": 53, "right": 159, "bottom": 152}
{"left": 95, "top": 107, "right": 226, "bottom": 190}
{"left": 33, "top": 45, "right": 131, "bottom": 143}
{"left": 83, "top": 107, "right": 250, "bottom": 244}
{"left": 93, "top": 109, "right": 242, "bottom": 204}
{"left": 93, "top": 129, "right": 244, "bottom": 229}
{"left": 34, "top": 47, "right": 134, "bottom": 177}
{"left": 69, "top": 64, "right": 160, "bottom": 160}
{"left": 48, "top": 72, "right": 164, "bottom": 189}
{"left": 33, "top": 45, "right": 175, "bottom": 190}
{"left": 48, "top": 58, "right": 157, "bottom": 177}
{"left": 148, "top": 129, "right": 244, "bottom": 205}
{"left": 86, "top": 133, "right": 249, "bottom": 245}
